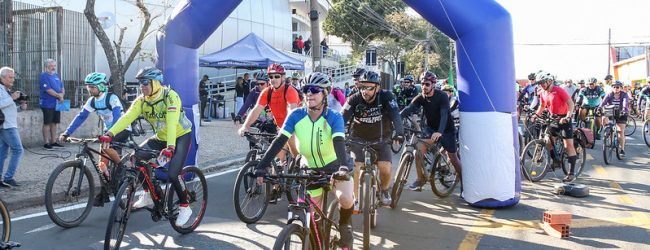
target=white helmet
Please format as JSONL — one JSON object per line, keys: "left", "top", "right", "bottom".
{"left": 535, "top": 70, "right": 554, "bottom": 84}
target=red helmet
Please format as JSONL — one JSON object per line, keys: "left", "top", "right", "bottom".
{"left": 267, "top": 63, "right": 286, "bottom": 75}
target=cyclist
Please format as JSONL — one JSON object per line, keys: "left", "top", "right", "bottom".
{"left": 442, "top": 84, "right": 460, "bottom": 125}
{"left": 577, "top": 77, "right": 606, "bottom": 139}
{"left": 599, "top": 80, "right": 629, "bottom": 156}
{"left": 234, "top": 72, "right": 270, "bottom": 121}
{"left": 394, "top": 74, "right": 419, "bottom": 109}
{"left": 254, "top": 72, "right": 355, "bottom": 248}
{"left": 100, "top": 67, "right": 194, "bottom": 226}
{"left": 347, "top": 67, "right": 367, "bottom": 97}
{"left": 532, "top": 71, "right": 579, "bottom": 182}
{"left": 290, "top": 72, "right": 302, "bottom": 89}
{"left": 342, "top": 70, "right": 404, "bottom": 206}
{"left": 637, "top": 77, "right": 650, "bottom": 120}
{"left": 59, "top": 72, "right": 131, "bottom": 206}
{"left": 518, "top": 73, "right": 538, "bottom": 111}
{"left": 604, "top": 74, "right": 614, "bottom": 94}
{"left": 402, "top": 72, "right": 462, "bottom": 191}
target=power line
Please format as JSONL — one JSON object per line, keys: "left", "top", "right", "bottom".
{"left": 517, "top": 42, "right": 650, "bottom": 46}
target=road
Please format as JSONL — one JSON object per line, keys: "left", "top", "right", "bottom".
{"left": 7, "top": 129, "right": 650, "bottom": 249}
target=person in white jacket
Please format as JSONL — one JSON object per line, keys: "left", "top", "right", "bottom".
{"left": 0, "top": 67, "right": 26, "bottom": 187}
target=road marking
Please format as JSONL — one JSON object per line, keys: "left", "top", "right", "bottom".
{"left": 11, "top": 165, "right": 242, "bottom": 223}
{"left": 586, "top": 153, "right": 594, "bottom": 160}
{"left": 473, "top": 216, "right": 650, "bottom": 231}
{"left": 25, "top": 223, "right": 56, "bottom": 234}
{"left": 457, "top": 209, "right": 495, "bottom": 250}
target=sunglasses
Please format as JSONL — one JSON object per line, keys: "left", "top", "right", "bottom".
{"left": 257, "top": 81, "right": 268, "bottom": 86}
{"left": 359, "top": 85, "right": 376, "bottom": 91}
{"left": 138, "top": 79, "right": 152, "bottom": 86}
{"left": 422, "top": 82, "right": 434, "bottom": 87}
{"left": 269, "top": 74, "right": 282, "bottom": 79}
{"left": 302, "top": 85, "right": 324, "bottom": 94}
{"left": 613, "top": 86, "right": 621, "bottom": 89}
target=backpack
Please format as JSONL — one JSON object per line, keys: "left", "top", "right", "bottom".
{"left": 574, "top": 128, "right": 594, "bottom": 149}
{"left": 266, "top": 84, "right": 303, "bottom": 106}
{"left": 90, "top": 92, "right": 128, "bottom": 111}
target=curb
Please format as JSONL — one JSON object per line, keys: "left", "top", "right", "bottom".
{"left": 6, "top": 156, "right": 246, "bottom": 212}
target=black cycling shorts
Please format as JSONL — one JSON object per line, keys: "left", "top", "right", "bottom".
{"left": 349, "top": 138, "right": 392, "bottom": 163}
{"left": 550, "top": 120, "right": 574, "bottom": 139}
{"left": 421, "top": 126, "right": 457, "bottom": 153}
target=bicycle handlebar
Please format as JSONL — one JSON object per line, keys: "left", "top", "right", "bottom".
{"left": 66, "top": 137, "right": 98, "bottom": 144}
{"left": 110, "top": 141, "right": 160, "bottom": 155}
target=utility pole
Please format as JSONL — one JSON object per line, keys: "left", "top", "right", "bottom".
{"left": 424, "top": 29, "right": 430, "bottom": 72}
{"left": 607, "top": 28, "right": 611, "bottom": 75}
{"left": 309, "top": 0, "right": 321, "bottom": 72}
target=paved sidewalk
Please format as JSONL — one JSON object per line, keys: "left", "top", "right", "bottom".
{"left": 0, "top": 119, "right": 251, "bottom": 211}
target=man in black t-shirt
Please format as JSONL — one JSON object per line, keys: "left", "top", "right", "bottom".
{"left": 199, "top": 75, "right": 210, "bottom": 118}
{"left": 401, "top": 71, "right": 462, "bottom": 191}
{"left": 342, "top": 71, "right": 404, "bottom": 207}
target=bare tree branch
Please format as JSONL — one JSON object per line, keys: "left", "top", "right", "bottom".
{"left": 122, "top": 0, "right": 153, "bottom": 75}
{"left": 84, "top": 0, "right": 119, "bottom": 78}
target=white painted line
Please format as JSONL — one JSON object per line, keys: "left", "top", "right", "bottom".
{"left": 25, "top": 223, "right": 56, "bottom": 234}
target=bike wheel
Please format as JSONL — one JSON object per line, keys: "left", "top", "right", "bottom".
{"left": 45, "top": 160, "right": 95, "bottom": 228}
{"left": 283, "top": 159, "right": 300, "bottom": 204}
{"left": 625, "top": 116, "right": 636, "bottom": 136}
{"left": 0, "top": 198, "right": 10, "bottom": 242}
{"left": 603, "top": 128, "right": 614, "bottom": 165}
{"left": 168, "top": 167, "right": 208, "bottom": 234}
{"left": 562, "top": 142, "right": 587, "bottom": 177}
{"left": 520, "top": 140, "right": 550, "bottom": 182}
{"left": 361, "top": 174, "right": 372, "bottom": 250}
{"left": 615, "top": 132, "right": 622, "bottom": 161}
{"left": 233, "top": 161, "right": 269, "bottom": 224}
{"left": 273, "top": 223, "right": 307, "bottom": 250}
{"left": 391, "top": 153, "right": 413, "bottom": 209}
{"left": 430, "top": 152, "right": 460, "bottom": 197}
{"left": 644, "top": 119, "right": 650, "bottom": 147}
{"left": 325, "top": 199, "right": 342, "bottom": 249}
{"left": 104, "top": 180, "right": 135, "bottom": 250}
{"left": 244, "top": 150, "right": 257, "bottom": 163}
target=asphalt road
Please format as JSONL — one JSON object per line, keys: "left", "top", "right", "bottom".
{"left": 7, "top": 128, "right": 650, "bottom": 249}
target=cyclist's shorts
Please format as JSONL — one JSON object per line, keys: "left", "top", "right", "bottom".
{"left": 550, "top": 120, "right": 574, "bottom": 139}
{"left": 349, "top": 138, "right": 392, "bottom": 163}
{"left": 614, "top": 114, "right": 628, "bottom": 124}
{"left": 421, "top": 126, "right": 457, "bottom": 153}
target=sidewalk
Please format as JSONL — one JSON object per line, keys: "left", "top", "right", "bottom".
{"left": 0, "top": 119, "right": 251, "bottom": 211}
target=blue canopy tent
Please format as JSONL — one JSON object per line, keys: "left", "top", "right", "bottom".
{"left": 199, "top": 32, "right": 304, "bottom": 70}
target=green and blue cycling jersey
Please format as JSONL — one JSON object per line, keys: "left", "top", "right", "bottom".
{"left": 578, "top": 86, "right": 605, "bottom": 108}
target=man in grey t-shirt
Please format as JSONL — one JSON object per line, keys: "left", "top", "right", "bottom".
{"left": 0, "top": 67, "right": 25, "bottom": 187}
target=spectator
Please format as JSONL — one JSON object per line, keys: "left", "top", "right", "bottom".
{"left": 199, "top": 75, "right": 209, "bottom": 119}
{"left": 321, "top": 39, "right": 329, "bottom": 56}
{"left": 344, "top": 82, "right": 351, "bottom": 97}
{"left": 304, "top": 38, "right": 312, "bottom": 56}
{"left": 235, "top": 76, "right": 245, "bottom": 114}
{"left": 0, "top": 66, "right": 24, "bottom": 187}
{"left": 562, "top": 79, "right": 577, "bottom": 98}
{"left": 297, "top": 35, "right": 304, "bottom": 54}
{"left": 292, "top": 37, "right": 299, "bottom": 53}
{"left": 242, "top": 73, "right": 251, "bottom": 100}
{"left": 39, "top": 59, "right": 64, "bottom": 150}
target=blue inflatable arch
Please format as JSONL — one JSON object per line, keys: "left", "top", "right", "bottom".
{"left": 156, "top": 0, "right": 520, "bottom": 208}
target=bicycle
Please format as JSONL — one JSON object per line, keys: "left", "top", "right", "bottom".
{"left": 242, "top": 131, "right": 276, "bottom": 163}
{"left": 391, "top": 115, "right": 417, "bottom": 154}
{"left": 602, "top": 105, "right": 624, "bottom": 165}
{"left": 520, "top": 115, "right": 586, "bottom": 182}
{"left": 272, "top": 170, "right": 346, "bottom": 250}
{"left": 130, "top": 116, "right": 153, "bottom": 137}
{"left": 233, "top": 150, "right": 299, "bottom": 224}
{"left": 45, "top": 137, "right": 130, "bottom": 228}
{"left": 104, "top": 141, "right": 208, "bottom": 250}
{"left": 346, "top": 139, "right": 388, "bottom": 250}
{"left": 0, "top": 198, "right": 20, "bottom": 249}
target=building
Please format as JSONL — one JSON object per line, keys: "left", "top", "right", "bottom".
{"left": 612, "top": 45, "right": 650, "bottom": 87}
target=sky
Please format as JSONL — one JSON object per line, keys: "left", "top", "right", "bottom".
{"left": 408, "top": 0, "right": 650, "bottom": 80}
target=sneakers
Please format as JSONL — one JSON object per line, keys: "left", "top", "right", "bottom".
{"left": 175, "top": 205, "right": 193, "bottom": 226}
{"left": 132, "top": 192, "right": 154, "bottom": 209}
{"left": 408, "top": 180, "right": 424, "bottom": 191}
{"left": 620, "top": 149, "right": 626, "bottom": 157}
{"left": 93, "top": 190, "right": 110, "bottom": 207}
{"left": 51, "top": 142, "right": 65, "bottom": 148}
{"left": 0, "top": 182, "right": 10, "bottom": 188}
{"left": 381, "top": 190, "right": 391, "bottom": 206}
{"left": 3, "top": 179, "right": 20, "bottom": 187}
{"left": 268, "top": 186, "right": 282, "bottom": 204}
{"left": 338, "top": 224, "right": 354, "bottom": 248}
{"left": 43, "top": 144, "right": 53, "bottom": 150}
{"left": 562, "top": 174, "right": 576, "bottom": 183}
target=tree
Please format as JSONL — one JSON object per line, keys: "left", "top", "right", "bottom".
{"left": 84, "top": 0, "right": 157, "bottom": 94}
{"left": 374, "top": 38, "right": 403, "bottom": 81}
{"left": 323, "top": 0, "right": 406, "bottom": 49}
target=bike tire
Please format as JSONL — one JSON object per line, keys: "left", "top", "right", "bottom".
{"left": 325, "top": 199, "right": 342, "bottom": 249}
{"left": 104, "top": 179, "right": 135, "bottom": 250}
{"left": 283, "top": 159, "right": 300, "bottom": 204}
{"left": 615, "top": 132, "right": 622, "bottom": 161}
{"left": 430, "top": 152, "right": 460, "bottom": 197}
{"left": 233, "top": 161, "right": 269, "bottom": 224}
{"left": 562, "top": 142, "right": 587, "bottom": 177}
{"left": 643, "top": 119, "right": 650, "bottom": 147}
{"left": 0, "top": 198, "right": 10, "bottom": 242}
{"left": 603, "top": 127, "right": 613, "bottom": 165}
{"left": 361, "top": 174, "right": 372, "bottom": 250}
{"left": 45, "top": 160, "right": 95, "bottom": 228}
{"left": 391, "top": 152, "right": 413, "bottom": 209}
{"left": 625, "top": 116, "right": 636, "bottom": 136}
{"left": 168, "top": 166, "right": 208, "bottom": 234}
{"left": 520, "top": 140, "right": 550, "bottom": 182}
{"left": 272, "top": 223, "right": 307, "bottom": 250}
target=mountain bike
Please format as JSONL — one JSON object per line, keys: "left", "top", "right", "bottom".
{"left": 602, "top": 106, "right": 624, "bottom": 165}
{"left": 272, "top": 170, "right": 346, "bottom": 250}
{"left": 45, "top": 137, "right": 130, "bottom": 228}
{"left": 391, "top": 116, "right": 416, "bottom": 154}
{"left": 0, "top": 198, "right": 20, "bottom": 249}
{"left": 520, "top": 115, "right": 586, "bottom": 182}
{"left": 242, "top": 131, "right": 276, "bottom": 163}
{"left": 104, "top": 141, "right": 207, "bottom": 250}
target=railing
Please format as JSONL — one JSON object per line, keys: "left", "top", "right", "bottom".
{"left": 324, "top": 64, "right": 357, "bottom": 87}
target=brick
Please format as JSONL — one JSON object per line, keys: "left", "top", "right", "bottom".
{"left": 542, "top": 222, "right": 570, "bottom": 238}
{"left": 543, "top": 211, "right": 572, "bottom": 225}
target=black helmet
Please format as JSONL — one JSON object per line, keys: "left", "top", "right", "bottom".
{"left": 352, "top": 68, "right": 367, "bottom": 78}
{"left": 528, "top": 73, "right": 536, "bottom": 81}
{"left": 420, "top": 71, "right": 437, "bottom": 83}
{"left": 256, "top": 72, "right": 269, "bottom": 82}
{"left": 605, "top": 74, "right": 613, "bottom": 80}
{"left": 359, "top": 71, "right": 380, "bottom": 84}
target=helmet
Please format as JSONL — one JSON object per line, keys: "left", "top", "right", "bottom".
{"left": 589, "top": 77, "right": 597, "bottom": 84}
{"left": 612, "top": 80, "right": 623, "bottom": 86}
{"left": 534, "top": 71, "right": 554, "bottom": 83}
{"left": 403, "top": 75, "right": 415, "bottom": 82}
{"left": 420, "top": 71, "right": 437, "bottom": 83}
{"left": 605, "top": 74, "right": 613, "bottom": 80}
{"left": 352, "top": 68, "right": 367, "bottom": 78}
{"left": 304, "top": 72, "right": 331, "bottom": 88}
{"left": 528, "top": 73, "right": 536, "bottom": 81}
{"left": 359, "top": 71, "right": 380, "bottom": 84}
{"left": 84, "top": 72, "right": 108, "bottom": 92}
{"left": 291, "top": 72, "right": 301, "bottom": 79}
{"left": 267, "top": 63, "right": 285, "bottom": 75}
{"left": 441, "top": 84, "right": 454, "bottom": 92}
{"left": 256, "top": 72, "right": 269, "bottom": 82}
{"left": 578, "top": 79, "right": 585, "bottom": 84}
{"left": 135, "top": 67, "right": 163, "bottom": 82}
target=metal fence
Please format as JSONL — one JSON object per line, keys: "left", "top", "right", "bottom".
{"left": 0, "top": 0, "right": 94, "bottom": 108}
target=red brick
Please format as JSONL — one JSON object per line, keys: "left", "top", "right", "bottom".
{"left": 542, "top": 222, "right": 570, "bottom": 238}
{"left": 543, "top": 211, "right": 572, "bottom": 225}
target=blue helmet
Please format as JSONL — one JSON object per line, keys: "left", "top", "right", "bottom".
{"left": 403, "top": 75, "right": 414, "bottom": 82}
{"left": 135, "top": 67, "right": 163, "bottom": 82}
